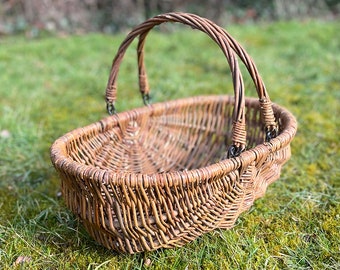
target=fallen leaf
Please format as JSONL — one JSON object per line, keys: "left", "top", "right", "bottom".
{"left": 13, "top": 256, "right": 32, "bottom": 266}
{"left": 144, "top": 258, "right": 152, "bottom": 267}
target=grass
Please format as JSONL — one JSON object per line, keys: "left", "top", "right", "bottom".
{"left": 0, "top": 19, "right": 339, "bottom": 269}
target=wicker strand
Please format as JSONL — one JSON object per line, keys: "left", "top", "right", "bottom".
{"left": 137, "top": 32, "right": 150, "bottom": 97}
{"left": 232, "top": 121, "right": 247, "bottom": 148}
{"left": 260, "top": 98, "right": 277, "bottom": 129}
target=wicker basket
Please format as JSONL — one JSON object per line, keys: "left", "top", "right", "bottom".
{"left": 50, "top": 12, "right": 297, "bottom": 254}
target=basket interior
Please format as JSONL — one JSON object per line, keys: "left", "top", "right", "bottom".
{"left": 65, "top": 96, "right": 267, "bottom": 174}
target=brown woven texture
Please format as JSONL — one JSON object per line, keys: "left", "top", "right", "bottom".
{"left": 50, "top": 12, "right": 297, "bottom": 254}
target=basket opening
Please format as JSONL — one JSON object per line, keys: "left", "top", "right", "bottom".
{"left": 65, "top": 96, "right": 269, "bottom": 174}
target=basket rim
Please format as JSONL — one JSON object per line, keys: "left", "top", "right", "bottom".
{"left": 50, "top": 95, "right": 297, "bottom": 188}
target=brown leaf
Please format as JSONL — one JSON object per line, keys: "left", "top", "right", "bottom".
{"left": 144, "top": 258, "right": 152, "bottom": 267}
{"left": 13, "top": 256, "right": 32, "bottom": 266}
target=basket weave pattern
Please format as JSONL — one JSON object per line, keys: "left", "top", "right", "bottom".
{"left": 51, "top": 13, "right": 297, "bottom": 254}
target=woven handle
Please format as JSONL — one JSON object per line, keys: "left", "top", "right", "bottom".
{"left": 135, "top": 13, "right": 277, "bottom": 139}
{"left": 105, "top": 12, "right": 277, "bottom": 156}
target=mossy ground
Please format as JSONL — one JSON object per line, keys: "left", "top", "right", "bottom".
{"left": 0, "top": 20, "right": 339, "bottom": 269}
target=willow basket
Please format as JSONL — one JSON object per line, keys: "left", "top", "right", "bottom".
{"left": 50, "top": 12, "right": 297, "bottom": 254}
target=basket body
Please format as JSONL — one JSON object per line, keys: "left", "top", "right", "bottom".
{"left": 51, "top": 95, "right": 296, "bottom": 253}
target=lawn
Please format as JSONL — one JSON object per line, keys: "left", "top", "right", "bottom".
{"left": 0, "top": 18, "right": 339, "bottom": 269}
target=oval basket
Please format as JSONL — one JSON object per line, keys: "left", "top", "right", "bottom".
{"left": 50, "top": 12, "right": 297, "bottom": 254}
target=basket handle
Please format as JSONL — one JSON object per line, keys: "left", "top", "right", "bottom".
{"left": 133, "top": 13, "right": 278, "bottom": 141}
{"left": 105, "top": 13, "right": 268, "bottom": 156}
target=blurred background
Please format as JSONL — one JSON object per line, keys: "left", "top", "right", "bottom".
{"left": 0, "top": 0, "right": 339, "bottom": 37}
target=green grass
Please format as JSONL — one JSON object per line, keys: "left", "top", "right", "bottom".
{"left": 1, "top": 19, "right": 339, "bottom": 269}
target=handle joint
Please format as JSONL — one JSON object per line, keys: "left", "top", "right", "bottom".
{"left": 227, "top": 144, "right": 245, "bottom": 158}
{"left": 142, "top": 93, "right": 150, "bottom": 106}
{"left": 265, "top": 126, "right": 278, "bottom": 142}
{"left": 107, "top": 101, "right": 116, "bottom": 115}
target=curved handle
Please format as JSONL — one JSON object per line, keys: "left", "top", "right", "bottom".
{"left": 135, "top": 13, "right": 278, "bottom": 137}
{"left": 105, "top": 13, "right": 259, "bottom": 155}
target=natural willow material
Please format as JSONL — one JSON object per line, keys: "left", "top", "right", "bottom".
{"left": 51, "top": 12, "right": 297, "bottom": 254}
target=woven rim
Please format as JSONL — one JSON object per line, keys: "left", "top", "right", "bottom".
{"left": 51, "top": 96, "right": 297, "bottom": 188}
